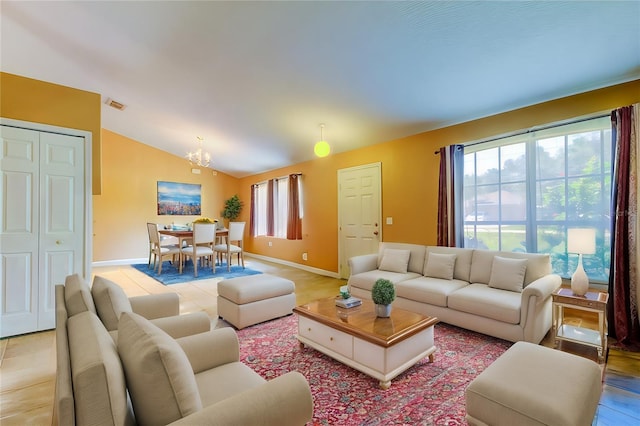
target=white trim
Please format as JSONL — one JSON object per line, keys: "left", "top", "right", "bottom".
{"left": 92, "top": 253, "right": 341, "bottom": 279}
{"left": 245, "top": 253, "right": 340, "bottom": 278}
{"left": 0, "top": 117, "right": 93, "bottom": 279}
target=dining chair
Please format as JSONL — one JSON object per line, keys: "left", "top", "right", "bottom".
{"left": 146, "top": 223, "right": 181, "bottom": 274}
{"left": 213, "top": 221, "right": 245, "bottom": 272}
{"left": 180, "top": 223, "right": 216, "bottom": 277}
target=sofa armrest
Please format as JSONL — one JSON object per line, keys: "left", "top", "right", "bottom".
{"left": 168, "top": 371, "right": 313, "bottom": 426}
{"left": 130, "top": 293, "right": 179, "bottom": 319}
{"left": 348, "top": 253, "right": 378, "bottom": 276}
{"left": 520, "top": 274, "right": 562, "bottom": 328}
{"left": 522, "top": 274, "right": 562, "bottom": 302}
{"left": 149, "top": 312, "right": 211, "bottom": 339}
{"left": 176, "top": 328, "right": 239, "bottom": 373}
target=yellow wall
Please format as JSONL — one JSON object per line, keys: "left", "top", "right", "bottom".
{"left": 0, "top": 72, "right": 103, "bottom": 194}
{"left": 3, "top": 71, "right": 638, "bottom": 271}
{"left": 93, "top": 130, "right": 240, "bottom": 262}
{"left": 240, "top": 80, "right": 640, "bottom": 273}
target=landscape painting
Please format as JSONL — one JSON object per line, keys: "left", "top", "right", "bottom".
{"left": 157, "top": 181, "right": 201, "bottom": 215}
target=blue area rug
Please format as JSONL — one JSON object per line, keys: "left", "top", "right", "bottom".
{"left": 132, "top": 260, "right": 262, "bottom": 285}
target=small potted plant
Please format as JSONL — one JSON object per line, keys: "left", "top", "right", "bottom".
{"left": 372, "top": 278, "right": 395, "bottom": 317}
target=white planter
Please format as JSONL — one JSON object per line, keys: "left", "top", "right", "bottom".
{"left": 375, "top": 304, "right": 392, "bottom": 318}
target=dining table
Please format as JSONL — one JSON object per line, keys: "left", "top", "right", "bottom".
{"left": 159, "top": 227, "right": 229, "bottom": 274}
{"left": 159, "top": 227, "right": 228, "bottom": 246}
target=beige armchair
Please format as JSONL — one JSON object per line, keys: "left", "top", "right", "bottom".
{"left": 55, "top": 279, "right": 313, "bottom": 426}
{"left": 64, "top": 273, "right": 211, "bottom": 339}
{"left": 118, "top": 312, "right": 314, "bottom": 425}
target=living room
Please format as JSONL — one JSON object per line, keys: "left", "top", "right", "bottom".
{"left": 2, "top": 1, "right": 640, "bottom": 424}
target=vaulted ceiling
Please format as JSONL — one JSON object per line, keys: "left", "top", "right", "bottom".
{"left": 2, "top": 1, "right": 639, "bottom": 177}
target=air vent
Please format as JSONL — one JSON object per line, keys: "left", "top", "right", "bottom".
{"left": 105, "top": 98, "right": 126, "bottom": 111}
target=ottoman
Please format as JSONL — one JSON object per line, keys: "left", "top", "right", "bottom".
{"left": 217, "top": 274, "right": 296, "bottom": 329}
{"left": 466, "top": 341, "right": 602, "bottom": 426}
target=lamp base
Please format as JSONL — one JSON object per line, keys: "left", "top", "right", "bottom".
{"left": 571, "top": 253, "right": 589, "bottom": 296}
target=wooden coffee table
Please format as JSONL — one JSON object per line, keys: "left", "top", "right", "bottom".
{"left": 293, "top": 297, "right": 438, "bottom": 389}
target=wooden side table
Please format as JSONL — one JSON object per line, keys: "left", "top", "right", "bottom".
{"left": 552, "top": 288, "right": 608, "bottom": 362}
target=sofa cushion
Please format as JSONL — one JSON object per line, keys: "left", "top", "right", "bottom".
{"left": 64, "top": 273, "right": 96, "bottom": 317}
{"left": 488, "top": 256, "right": 528, "bottom": 293}
{"left": 425, "top": 247, "right": 473, "bottom": 282}
{"left": 348, "top": 270, "right": 422, "bottom": 292}
{"left": 424, "top": 253, "right": 457, "bottom": 280}
{"left": 378, "top": 248, "right": 411, "bottom": 273}
{"left": 67, "top": 311, "right": 134, "bottom": 426}
{"left": 118, "top": 312, "right": 202, "bottom": 425}
{"left": 447, "top": 284, "right": 522, "bottom": 324}
{"left": 469, "top": 250, "right": 551, "bottom": 287}
{"left": 91, "top": 275, "right": 133, "bottom": 331}
{"left": 396, "top": 277, "right": 468, "bottom": 307}
{"left": 377, "top": 242, "right": 426, "bottom": 274}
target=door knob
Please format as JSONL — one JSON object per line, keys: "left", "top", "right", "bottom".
{"left": 373, "top": 231, "right": 379, "bottom": 236}
{"left": 56, "top": 240, "right": 63, "bottom": 245}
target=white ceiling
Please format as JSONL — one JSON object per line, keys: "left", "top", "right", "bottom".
{"left": 2, "top": 1, "right": 639, "bottom": 177}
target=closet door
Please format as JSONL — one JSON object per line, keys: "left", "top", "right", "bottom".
{"left": 0, "top": 126, "right": 85, "bottom": 337}
{"left": 0, "top": 127, "right": 40, "bottom": 336}
{"left": 38, "top": 131, "right": 85, "bottom": 331}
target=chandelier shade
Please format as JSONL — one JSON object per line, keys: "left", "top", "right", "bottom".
{"left": 314, "top": 124, "right": 331, "bottom": 158}
{"left": 186, "top": 136, "right": 211, "bottom": 168}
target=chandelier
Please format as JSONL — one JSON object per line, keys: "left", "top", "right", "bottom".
{"left": 186, "top": 136, "right": 211, "bottom": 168}
{"left": 314, "top": 124, "right": 331, "bottom": 158}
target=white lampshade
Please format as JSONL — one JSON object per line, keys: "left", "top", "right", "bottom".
{"left": 567, "top": 228, "right": 596, "bottom": 255}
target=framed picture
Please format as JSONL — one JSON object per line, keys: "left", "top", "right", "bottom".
{"left": 157, "top": 181, "right": 201, "bottom": 215}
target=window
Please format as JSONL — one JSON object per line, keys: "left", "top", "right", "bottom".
{"left": 462, "top": 116, "right": 612, "bottom": 282}
{"left": 252, "top": 175, "right": 303, "bottom": 239}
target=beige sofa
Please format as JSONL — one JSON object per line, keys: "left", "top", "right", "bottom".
{"left": 348, "top": 243, "right": 562, "bottom": 344}
{"left": 55, "top": 274, "right": 313, "bottom": 426}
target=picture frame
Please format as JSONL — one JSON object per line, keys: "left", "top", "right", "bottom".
{"left": 157, "top": 181, "right": 201, "bottom": 215}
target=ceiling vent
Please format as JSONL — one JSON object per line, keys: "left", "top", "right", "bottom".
{"left": 105, "top": 98, "right": 126, "bottom": 111}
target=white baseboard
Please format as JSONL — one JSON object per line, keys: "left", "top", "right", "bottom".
{"left": 92, "top": 253, "right": 341, "bottom": 279}
{"left": 92, "top": 258, "right": 148, "bottom": 267}
{"left": 245, "top": 252, "right": 341, "bottom": 279}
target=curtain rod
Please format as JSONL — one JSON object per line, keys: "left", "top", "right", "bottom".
{"left": 433, "top": 111, "right": 610, "bottom": 155}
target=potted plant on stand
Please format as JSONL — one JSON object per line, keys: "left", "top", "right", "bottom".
{"left": 221, "top": 194, "right": 242, "bottom": 227}
{"left": 372, "top": 278, "right": 395, "bottom": 317}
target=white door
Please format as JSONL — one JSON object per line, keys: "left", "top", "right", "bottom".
{"left": 0, "top": 126, "right": 85, "bottom": 337}
{"left": 338, "top": 163, "right": 382, "bottom": 279}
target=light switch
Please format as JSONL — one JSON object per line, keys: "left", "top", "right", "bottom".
{"left": 386, "top": 217, "right": 393, "bottom": 225}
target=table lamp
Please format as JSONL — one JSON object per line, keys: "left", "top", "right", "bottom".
{"left": 567, "top": 228, "right": 596, "bottom": 296}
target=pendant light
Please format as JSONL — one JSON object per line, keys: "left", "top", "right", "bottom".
{"left": 314, "top": 124, "right": 331, "bottom": 158}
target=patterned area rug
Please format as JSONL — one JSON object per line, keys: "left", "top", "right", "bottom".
{"left": 238, "top": 315, "right": 512, "bottom": 425}
{"left": 132, "top": 260, "right": 261, "bottom": 285}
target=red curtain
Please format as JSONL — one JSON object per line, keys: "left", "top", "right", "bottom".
{"left": 266, "top": 179, "right": 275, "bottom": 237}
{"left": 437, "top": 145, "right": 463, "bottom": 247}
{"left": 249, "top": 184, "right": 256, "bottom": 237}
{"left": 608, "top": 105, "right": 639, "bottom": 347}
{"left": 287, "top": 174, "right": 303, "bottom": 240}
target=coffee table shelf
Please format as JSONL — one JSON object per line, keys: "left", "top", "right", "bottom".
{"left": 294, "top": 297, "right": 438, "bottom": 389}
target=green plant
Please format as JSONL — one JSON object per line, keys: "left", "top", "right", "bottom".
{"left": 372, "top": 278, "right": 395, "bottom": 305}
{"left": 221, "top": 194, "right": 242, "bottom": 221}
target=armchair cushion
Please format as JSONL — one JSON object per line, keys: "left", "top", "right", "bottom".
{"left": 488, "top": 256, "right": 527, "bottom": 293}
{"left": 64, "top": 273, "right": 96, "bottom": 317}
{"left": 378, "top": 248, "right": 411, "bottom": 273}
{"left": 118, "top": 312, "right": 202, "bottom": 426}
{"left": 91, "top": 276, "right": 133, "bottom": 331}
{"left": 67, "top": 311, "right": 134, "bottom": 426}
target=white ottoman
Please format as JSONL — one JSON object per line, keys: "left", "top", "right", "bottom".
{"left": 217, "top": 274, "right": 296, "bottom": 329}
{"left": 466, "top": 341, "right": 602, "bottom": 426}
